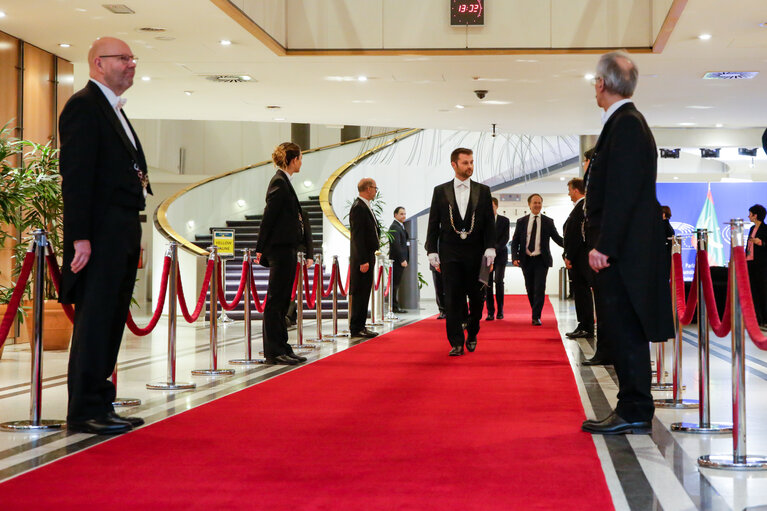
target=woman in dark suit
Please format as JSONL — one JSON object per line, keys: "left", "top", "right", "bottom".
{"left": 747, "top": 204, "right": 767, "bottom": 327}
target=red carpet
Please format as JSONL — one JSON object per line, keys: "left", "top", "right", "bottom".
{"left": 0, "top": 296, "right": 614, "bottom": 510}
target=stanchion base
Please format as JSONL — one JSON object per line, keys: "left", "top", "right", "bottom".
{"left": 654, "top": 398, "right": 699, "bottom": 409}
{"left": 366, "top": 322, "right": 384, "bottom": 327}
{"left": 289, "top": 344, "right": 322, "bottom": 351}
{"left": 191, "top": 369, "right": 235, "bottom": 376}
{"left": 0, "top": 420, "right": 65, "bottom": 432}
{"left": 218, "top": 312, "right": 235, "bottom": 324}
{"left": 113, "top": 397, "right": 142, "bottom": 407}
{"left": 385, "top": 314, "right": 399, "bottom": 321}
{"left": 306, "top": 338, "right": 336, "bottom": 343}
{"left": 651, "top": 383, "right": 675, "bottom": 391}
{"left": 698, "top": 454, "right": 767, "bottom": 470}
{"left": 146, "top": 382, "right": 196, "bottom": 390}
{"left": 229, "top": 358, "right": 265, "bottom": 365}
{"left": 671, "top": 422, "right": 733, "bottom": 434}
{"left": 326, "top": 333, "right": 351, "bottom": 339}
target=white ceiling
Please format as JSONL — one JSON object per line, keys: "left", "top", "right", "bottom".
{"left": 0, "top": 0, "right": 766, "bottom": 136}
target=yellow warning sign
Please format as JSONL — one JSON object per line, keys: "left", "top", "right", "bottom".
{"left": 212, "top": 229, "right": 235, "bottom": 257}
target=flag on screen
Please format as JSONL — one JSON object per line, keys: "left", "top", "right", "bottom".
{"left": 696, "top": 185, "right": 724, "bottom": 266}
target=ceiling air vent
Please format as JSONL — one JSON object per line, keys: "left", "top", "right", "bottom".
{"left": 102, "top": 4, "right": 135, "bottom": 14}
{"left": 703, "top": 71, "right": 759, "bottom": 80}
{"left": 205, "top": 75, "right": 255, "bottom": 83}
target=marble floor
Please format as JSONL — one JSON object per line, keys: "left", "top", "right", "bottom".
{"left": 1, "top": 298, "right": 767, "bottom": 511}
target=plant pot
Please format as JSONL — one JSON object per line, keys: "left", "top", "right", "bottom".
{"left": 23, "top": 300, "right": 73, "bottom": 351}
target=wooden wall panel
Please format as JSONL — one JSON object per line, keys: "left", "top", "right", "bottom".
{"left": 22, "top": 43, "right": 54, "bottom": 145}
{"left": 0, "top": 32, "right": 19, "bottom": 131}
{"left": 55, "top": 58, "right": 74, "bottom": 147}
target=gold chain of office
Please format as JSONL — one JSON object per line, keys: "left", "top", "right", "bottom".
{"left": 448, "top": 204, "right": 475, "bottom": 240}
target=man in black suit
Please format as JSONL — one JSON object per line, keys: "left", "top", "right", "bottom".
{"left": 256, "top": 142, "right": 314, "bottom": 365}
{"left": 486, "top": 197, "right": 510, "bottom": 321}
{"left": 563, "top": 178, "right": 594, "bottom": 340}
{"left": 581, "top": 51, "right": 673, "bottom": 435}
{"left": 349, "top": 178, "right": 381, "bottom": 338}
{"left": 511, "top": 194, "right": 564, "bottom": 326}
{"left": 388, "top": 206, "right": 409, "bottom": 313}
{"left": 425, "top": 148, "right": 495, "bottom": 356}
{"left": 59, "top": 37, "right": 150, "bottom": 435}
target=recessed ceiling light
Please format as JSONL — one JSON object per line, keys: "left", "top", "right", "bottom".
{"left": 481, "top": 100, "right": 511, "bottom": 105}
{"left": 715, "top": 123, "right": 724, "bottom": 128}
{"left": 678, "top": 122, "right": 696, "bottom": 126}
{"left": 686, "top": 105, "right": 713, "bottom": 109}
{"left": 673, "top": 176, "right": 679, "bottom": 180}
{"left": 303, "top": 180, "right": 312, "bottom": 188}
{"left": 141, "top": 76, "right": 151, "bottom": 81}
{"left": 236, "top": 199, "right": 247, "bottom": 208}
{"left": 59, "top": 43, "right": 71, "bottom": 48}
{"left": 559, "top": 177, "right": 565, "bottom": 181}
{"left": 351, "top": 100, "right": 375, "bottom": 104}
{"left": 184, "top": 90, "right": 194, "bottom": 96}
{"left": 219, "top": 39, "right": 232, "bottom": 46}
{"left": 455, "top": 104, "right": 465, "bottom": 109}
{"left": 75, "top": 8, "right": 87, "bottom": 12}
{"left": 273, "top": 117, "right": 286, "bottom": 121}
{"left": 0, "top": 11, "right": 6, "bottom": 18}
{"left": 357, "top": 75, "right": 368, "bottom": 82}
{"left": 584, "top": 73, "right": 595, "bottom": 80}
{"left": 239, "top": 75, "right": 252, "bottom": 81}
{"left": 698, "top": 33, "right": 712, "bottom": 40}
{"left": 515, "top": 59, "right": 538, "bottom": 63}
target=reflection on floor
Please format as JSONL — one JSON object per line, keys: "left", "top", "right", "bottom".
{"left": 1, "top": 297, "right": 767, "bottom": 510}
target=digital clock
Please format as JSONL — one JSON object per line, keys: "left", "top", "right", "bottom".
{"left": 451, "top": 0, "right": 484, "bottom": 26}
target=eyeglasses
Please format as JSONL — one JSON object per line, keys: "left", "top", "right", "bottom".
{"left": 369, "top": 186, "right": 379, "bottom": 190}
{"left": 99, "top": 54, "right": 138, "bottom": 64}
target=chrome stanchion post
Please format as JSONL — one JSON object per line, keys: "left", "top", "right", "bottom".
{"left": 231, "top": 249, "right": 264, "bottom": 364}
{"left": 651, "top": 342, "right": 672, "bottom": 390}
{"left": 655, "top": 236, "right": 697, "bottom": 408}
{"left": 378, "top": 255, "right": 386, "bottom": 323}
{"left": 112, "top": 366, "right": 141, "bottom": 407}
{"left": 673, "top": 229, "right": 731, "bottom": 433}
{"left": 327, "top": 256, "right": 350, "bottom": 339}
{"left": 292, "top": 252, "right": 319, "bottom": 352}
{"left": 147, "top": 242, "right": 196, "bottom": 390}
{"left": 368, "top": 255, "right": 384, "bottom": 327}
{"left": 1, "top": 231, "right": 65, "bottom": 431}
{"left": 385, "top": 259, "right": 397, "bottom": 323}
{"left": 218, "top": 257, "right": 233, "bottom": 323}
{"left": 307, "top": 254, "right": 332, "bottom": 343}
{"left": 193, "top": 247, "right": 235, "bottom": 376}
{"left": 699, "top": 219, "right": 767, "bottom": 469}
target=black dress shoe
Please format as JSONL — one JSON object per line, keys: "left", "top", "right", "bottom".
{"left": 107, "top": 411, "right": 144, "bottom": 427}
{"left": 350, "top": 328, "right": 379, "bottom": 338}
{"left": 448, "top": 346, "right": 464, "bottom": 356}
{"left": 582, "top": 357, "right": 613, "bottom": 366}
{"left": 581, "top": 411, "right": 652, "bottom": 435}
{"left": 67, "top": 416, "right": 132, "bottom": 435}
{"left": 286, "top": 353, "right": 308, "bottom": 362}
{"left": 496, "top": 312, "right": 504, "bottom": 320}
{"left": 566, "top": 329, "right": 593, "bottom": 339}
{"left": 485, "top": 315, "right": 495, "bottom": 321}
{"left": 532, "top": 319, "right": 542, "bottom": 326}
{"left": 393, "top": 307, "right": 406, "bottom": 313}
{"left": 437, "top": 312, "right": 447, "bottom": 320}
{"left": 466, "top": 336, "right": 477, "bottom": 352}
{"left": 461, "top": 321, "right": 468, "bottom": 331}
{"left": 265, "top": 355, "right": 299, "bottom": 365}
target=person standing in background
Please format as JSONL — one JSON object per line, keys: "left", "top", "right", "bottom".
{"left": 563, "top": 178, "right": 594, "bottom": 341}
{"left": 486, "top": 197, "right": 510, "bottom": 321}
{"left": 747, "top": 204, "right": 767, "bottom": 327}
{"left": 388, "top": 207, "right": 409, "bottom": 313}
{"left": 349, "top": 178, "right": 381, "bottom": 338}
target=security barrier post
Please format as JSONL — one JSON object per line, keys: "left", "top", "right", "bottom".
{"left": 193, "top": 247, "right": 235, "bottom": 376}
{"left": 112, "top": 366, "right": 141, "bottom": 407}
{"left": 368, "top": 255, "right": 384, "bottom": 327}
{"left": 385, "top": 259, "right": 396, "bottom": 322}
{"left": 231, "top": 249, "right": 264, "bottom": 364}
{"left": 293, "top": 252, "right": 319, "bottom": 351}
{"left": 327, "top": 256, "right": 350, "bottom": 339}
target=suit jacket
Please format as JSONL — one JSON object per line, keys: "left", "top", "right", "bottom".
{"left": 747, "top": 223, "right": 767, "bottom": 266}
{"left": 425, "top": 180, "right": 495, "bottom": 263}
{"left": 510, "top": 214, "right": 563, "bottom": 268}
{"left": 59, "top": 80, "right": 151, "bottom": 303}
{"left": 388, "top": 221, "right": 409, "bottom": 264}
{"left": 584, "top": 101, "right": 673, "bottom": 341}
{"left": 350, "top": 198, "right": 380, "bottom": 265}
{"left": 563, "top": 199, "right": 586, "bottom": 262}
{"left": 256, "top": 170, "right": 313, "bottom": 263}
{"left": 494, "top": 214, "right": 510, "bottom": 260}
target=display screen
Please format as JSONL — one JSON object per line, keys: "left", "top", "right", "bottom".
{"left": 451, "top": 0, "right": 484, "bottom": 26}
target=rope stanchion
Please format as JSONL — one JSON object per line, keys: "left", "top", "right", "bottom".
{"left": 250, "top": 265, "right": 267, "bottom": 313}
{"left": 368, "top": 257, "right": 384, "bottom": 328}
{"left": 672, "top": 229, "right": 732, "bottom": 434}
{"left": 337, "top": 264, "right": 350, "bottom": 298}
{"left": 217, "top": 257, "right": 248, "bottom": 311}
{"left": 303, "top": 263, "right": 318, "bottom": 309}
{"left": 127, "top": 254, "right": 171, "bottom": 337}
{"left": 384, "top": 259, "right": 397, "bottom": 323}
{"left": 0, "top": 245, "right": 35, "bottom": 350}
{"left": 177, "top": 257, "right": 215, "bottom": 323}
{"left": 655, "top": 236, "right": 698, "bottom": 409}
{"left": 327, "top": 256, "right": 350, "bottom": 339}
{"left": 307, "top": 255, "right": 333, "bottom": 343}
{"left": 111, "top": 367, "right": 141, "bottom": 407}
{"left": 673, "top": 252, "right": 698, "bottom": 326}
{"left": 193, "top": 248, "right": 235, "bottom": 376}
{"left": 651, "top": 342, "right": 672, "bottom": 391}
{"left": 1, "top": 230, "right": 65, "bottom": 432}
{"left": 291, "top": 252, "right": 320, "bottom": 352}
{"left": 231, "top": 249, "right": 265, "bottom": 365}
{"left": 378, "top": 254, "right": 386, "bottom": 324}
{"left": 699, "top": 218, "right": 767, "bottom": 470}
{"left": 732, "top": 249, "right": 767, "bottom": 349}
{"left": 699, "top": 253, "right": 732, "bottom": 338}
{"left": 146, "top": 243, "right": 196, "bottom": 391}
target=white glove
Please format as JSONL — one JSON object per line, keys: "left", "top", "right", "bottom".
{"left": 484, "top": 248, "right": 496, "bottom": 266}
{"left": 428, "top": 253, "right": 440, "bottom": 268}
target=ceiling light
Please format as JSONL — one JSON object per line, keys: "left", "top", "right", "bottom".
{"left": 303, "top": 180, "right": 312, "bottom": 188}
{"left": 698, "top": 33, "right": 712, "bottom": 40}
{"left": 141, "top": 76, "right": 151, "bottom": 81}
{"left": 351, "top": 100, "right": 375, "bottom": 104}
{"left": 186, "top": 220, "right": 195, "bottom": 230}
{"left": 239, "top": 75, "right": 252, "bottom": 81}
{"left": 673, "top": 176, "right": 679, "bottom": 180}
{"left": 357, "top": 76, "right": 368, "bottom": 82}
{"left": 0, "top": 11, "right": 6, "bottom": 18}
{"left": 236, "top": 199, "right": 247, "bottom": 208}
{"left": 481, "top": 100, "right": 511, "bottom": 105}
{"left": 515, "top": 59, "right": 538, "bottom": 63}
{"left": 703, "top": 71, "right": 758, "bottom": 80}
{"left": 273, "top": 117, "right": 286, "bottom": 121}
{"left": 219, "top": 39, "right": 232, "bottom": 46}
{"left": 715, "top": 123, "right": 724, "bottom": 128}
{"left": 103, "top": 4, "right": 135, "bottom": 14}
{"left": 584, "top": 73, "right": 595, "bottom": 80}
{"left": 184, "top": 90, "right": 193, "bottom": 96}
{"left": 75, "top": 8, "right": 87, "bottom": 12}
{"left": 559, "top": 177, "right": 565, "bottom": 181}
{"left": 59, "top": 43, "right": 71, "bottom": 48}
{"left": 686, "top": 105, "right": 713, "bottom": 109}
{"left": 760, "top": 22, "right": 767, "bottom": 28}
{"left": 678, "top": 122, "right": 696, "bottom": 126}
{"left": 455, "top": 104, "right": 465, "bottom": 109}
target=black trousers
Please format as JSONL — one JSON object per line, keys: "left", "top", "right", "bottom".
{"left": 431, "top": 266, "right": 445, "bottom": 313}
{"left": 590, "top": 278, "right": 612, "bottom": 361}
{"left": 67, "top": 205, "right": 140, "bottom": 422}
{"left": 594, "top": 265, "right": 654, "bottom": 422}
{"left": 392, "top": 262, "right": 405, "bottom": 309}
{"left": 571, "top": 255, "right": 594, "bottom": 334}
{"left": 485, "top": 256, "right": 507, "bottom": 316}
{"left": 442, "top": 254, "right": 484, "bottom": 348}
{"left": 262, "top": 247, "right": 297, "bottom": 359}
{"left": 521, "top": 256, "right": 549, "bottom": 320}
{"left": 748, "top": 261, "right": 767, "bottom": 325}
{"left": 349, "top": 255, "right": 375, "bottom": 332}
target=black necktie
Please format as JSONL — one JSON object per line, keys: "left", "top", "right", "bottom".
{"left": 528, "top": 216, "right": 538, "bottom": 253}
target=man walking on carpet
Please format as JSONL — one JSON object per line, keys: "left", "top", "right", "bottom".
{"left": 425, "top": 148, "right": 495, "bottom": 356}
{"left": 581, "top": 51, "right": 673, "bottom": 435}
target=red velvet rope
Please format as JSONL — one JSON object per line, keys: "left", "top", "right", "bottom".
{"left": 321, "top": 264, "right": 335, "bottom": 298}
{"left": 291, "top": 262, "right": 300, "bottom": 300}
{"left": 250, "top": 266, "right": 267, "bottom": 313}
{"left": 126, "top": 255, "right": 171, "bottom": 336}
{"left": 384, "top": 266, "right": 392, "bottom": 297}
{"left": 303, "top": 264, "right": 318, "bottom": 309}
{"left": 177, "top": 258, "right": 215, "bottom": 323}
{"left": 373, "top": 265, "right": 384, "bottom": 291}
{"left": 672, "top": 253, "right": 698, "bottom": 326}
{"left": 45, "top": 249, "right": 75, "bottom": 323}
{"left": 217, "top": 258, "right": 248, "bottom": 311}
{"left": 698, "top": 250, "right": 732, "bottom": 338}
{"left": 732, "top": 248, "right": 767, "bottom": 349}
{"left": 0, "top": 250, "right": 36, "bottom": 349}
{"left": 335, "top": 263, "right": 350, "bottom": 297}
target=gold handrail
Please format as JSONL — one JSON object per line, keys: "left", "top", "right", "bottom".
{"left": 154, "top": 128, "right": 412, "bottom": 255}
{"left": 319, "top": 129, "right": 421, "bottom": 240}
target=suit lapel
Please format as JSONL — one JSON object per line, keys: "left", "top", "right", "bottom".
{"left": 444, "top": 182, "right": 460, "bottom": 219}
{"left": 468, "top": 181, "right": 479, "bottom": 217}
{"left": 87, "top": 81, "right": 141, "bottom": 163}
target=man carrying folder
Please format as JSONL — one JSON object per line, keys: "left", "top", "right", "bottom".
{"left": 425, "top": 148, "right": 496, "bottom": 356}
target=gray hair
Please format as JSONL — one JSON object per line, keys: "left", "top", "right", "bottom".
{"left": 596, "top": 51, "right": 638, "bottom": 98}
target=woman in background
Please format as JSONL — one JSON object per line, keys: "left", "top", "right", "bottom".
{"left": 747, "top": 204, "right": 767, "bottom": 327}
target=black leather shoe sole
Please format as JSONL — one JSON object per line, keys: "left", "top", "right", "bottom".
{"left": 581, "top": 421, "right": 652, "bottom": 435}
{"left": 582, "top": 358, "right": 613, "bottom": 366}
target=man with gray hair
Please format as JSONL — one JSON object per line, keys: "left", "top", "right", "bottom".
{"left": 581, "top": 52, "right": 673, "bottom": 435}
{"left": 349, "top": 177, "right": 381, "bottom": 338}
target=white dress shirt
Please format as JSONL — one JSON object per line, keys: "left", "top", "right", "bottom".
{"left": 526, "top": 213, "right": 542, "bottom": 256}
{"left": 453, "top": 177, "right": 470, "bottom": 218}
{"left": 601, "top": 98, "right": 633, "bottom": 125}
{"left": 90, "top": 78, "right": 136, "bottom": 148}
